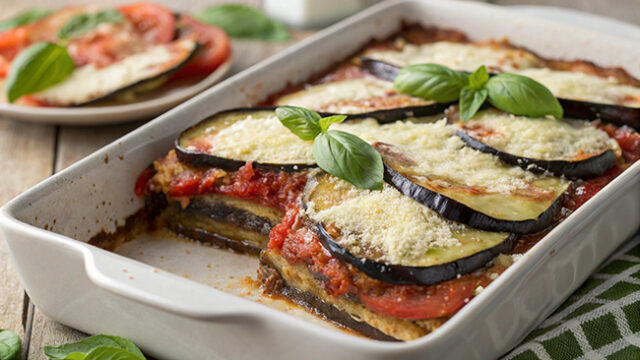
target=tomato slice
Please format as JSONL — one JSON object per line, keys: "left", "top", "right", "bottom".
{"left": 118, "top": 2, "right": 176, "bottom": 44}
{"left": 0, "top": 27, "right": 31, "bottom": 77}
{"left": 171, "top": 15, "right": 231, "bottom": 79}
{"left": 358, "top": 280, "right": 475, "bottom": 320}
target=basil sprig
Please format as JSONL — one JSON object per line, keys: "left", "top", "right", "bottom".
{"left": 44, "top": 334, "right": 145, "bottom": 360}
{"left": 195, "top": 4, "right": 290, "bottom": 42}
{"left": 6, "top": 42, "right": 74, "bottom": 102}
{"left": 276, "top": 106, "right": 383, "bottom": 190}
{"left": 57, "top": 8, "right": 124, "bottom": 40}
{"left": 394, "top": 63, "right": 563, "bottom": 121}
{"left": 0, "top": 9, "right": 51, "bottom": 32}
{"left": 0, "top": 330, "right": 21, "bottom": 360}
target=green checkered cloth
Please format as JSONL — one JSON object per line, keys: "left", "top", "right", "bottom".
{"left": 503, "top": 235, "right": 640, "bottom": 360}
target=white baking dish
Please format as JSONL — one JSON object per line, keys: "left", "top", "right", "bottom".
{"left": 1, "top": 1, "right": 639, "bottom": 359}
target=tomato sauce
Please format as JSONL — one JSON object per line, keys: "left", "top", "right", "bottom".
{"left": 138, "top": 156, "right": 307, "bottom": 213}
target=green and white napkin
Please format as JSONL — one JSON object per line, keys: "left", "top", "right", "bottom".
{"left": 504, "top": 234, "right": 640, "bottom": 360}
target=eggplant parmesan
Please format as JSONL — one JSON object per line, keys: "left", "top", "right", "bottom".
{"left": 0, "top": 3, "right": 231, "bottom": 107}
{"left": 130, "top": 24, "right": 640, "bottom": 341}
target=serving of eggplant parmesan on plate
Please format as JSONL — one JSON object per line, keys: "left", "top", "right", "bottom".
{"left": 0, "top": 3, "right": 231, "bottom": 114}
{"left": 127, "top": 25, "right": 640, "bottom": 341}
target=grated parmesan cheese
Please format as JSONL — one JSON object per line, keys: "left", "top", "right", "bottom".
{"left": 305, "top": 177, "right": 464, "bottom": 265}
{"left": 334, "top": 119, "right": 553, "bottom": 195}
{"left": 463, "top": 109, "right": 621, "bottom": 160}
{"left": 207, "top": 114, "right": 316, "bottom": 164}
{"left": 363, "top": 42, "right": 542, "bottom": 72}
{"left": 514, "top": 68, "right": 640, "bottom": 108}
{"left": 275, "top": 77, "right": 396, "bottom": 113}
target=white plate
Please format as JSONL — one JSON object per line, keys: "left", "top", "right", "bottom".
{"left": 0, "top": 57, "right": 232, "bottom": 125}
{"left": 509, "top": 5, "right": 640, "bottom": 41}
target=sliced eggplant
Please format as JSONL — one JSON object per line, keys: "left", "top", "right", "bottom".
{"left": 273, "top": 76, "right": 447, "bottom": 120}
{"left": 162, "top": 194, "right": 283, "bottom": 254}
{"left": 302, "top": 174, "right": 516, "bottom": 286}
{"left": 175, "top": 107, "right": 440, "bottom": 171}
{"left": 367, "top": 120, "right": 570, "bottom": 234}
{"left": 454, "top": 109, "right": 620, "bottom": 178}
{"left": 175, "top": 107, "right": 317, "bottom": 172}
{"left": 514, "top": 68, "right": 640, "bottom": 109}
{"left": 361, "top": 41, "right": 542, "bottom": 72}
{"left": 362, "top": 58, "right": 640, "bottom": 130}
{"left": 34, "top": 37, "right": 198, "bottom": 106}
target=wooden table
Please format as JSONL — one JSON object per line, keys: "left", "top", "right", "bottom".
{"left": 1, "top": 1, "right": 639, "bottom": 359}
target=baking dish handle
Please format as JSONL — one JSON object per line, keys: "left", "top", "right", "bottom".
{"left": 83, "top": 246, "right": 252, "bottom": 319}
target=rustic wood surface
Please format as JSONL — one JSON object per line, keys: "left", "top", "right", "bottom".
{"left": 0, "top": 1, "right": 638, "bottom": 359}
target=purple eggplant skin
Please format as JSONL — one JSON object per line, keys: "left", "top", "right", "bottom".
{"left": 383, "top": 165, "right": 563, "bottom": 234}
{"left": 174, "top": 107, "right": 316, "bottom": 172}
{"left": 558, "top": 98, "right": 640, "bottom": 131}
{"left": 360, "top": 57, "right": 401, "bottom": 82}
{"left": 315, "top": 223, "right": 517, "bottom": 286}
{"left": 361, "top": 57, "right": 640, "bottom": 131}
{"left": 455, "top": 130, "right": 617, "bottom": 179}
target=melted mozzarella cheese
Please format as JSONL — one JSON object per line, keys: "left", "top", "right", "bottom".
{"left": 463, "top": 110, "right": 621, "bottom": 160}
{"left": 35, "top": 38, "right": 197, "bottom": 106}
{"left": 364, "top": 42, "right": 542, "bottom": 72}
{"left": 514, "top": 68, "right": 640, "bottom": 108}
{"left": 305, "top": 176, "right": 465, "bottom": 265}
{"left": 275, "top": 77, "right": 396, "bottom": 112}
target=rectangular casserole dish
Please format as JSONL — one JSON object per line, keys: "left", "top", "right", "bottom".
{"left": 1, "top": 1, "right": 639, "bottom": 359}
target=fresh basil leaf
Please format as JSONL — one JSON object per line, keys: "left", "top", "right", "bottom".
{"left": 319, "top": 115, "right": 347, "bottom": 132}
{"left": 44, "top": 335, "right": 144, "bottom": 360}
{"left": 394, "top": 63, "right": 469, "bottom": 103}
{"left": 6, "top": 42, "right": 74, "bottom": 102}
{"left": 459, "top": 87, "right": 488, "bottom": 121}
{"left": 0, "top": 9, "right": 51, "bottom": 32}
{"left": 57, "top": 8, "right": 124, "bottom": 40}
{"left": 275, "top": 106, "right": 322, "bottom": 141}
{"left": 194, "top": 4, "right": 290, "bottom": 42}
{"left": 82, "top": 346, "right": 143, "bottom": 360}
{"left": 313, "top": 130, "right": 383, "bottom": 190}
{"left": 486, "top": 73, "right": 564, "bottom": 119}
{"left": 468, "top": 65, "right": 489, "bottom": 90}
{"left": 0, "top": 330, "right": 21, "bottom": 360}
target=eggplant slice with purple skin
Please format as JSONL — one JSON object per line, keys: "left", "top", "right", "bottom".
{"left": 303, "top": 174, "right": 517, "bottom": 286}
{"left": 370, "top": 122, "right": 570, "bottom": 234}
{"left": 175, "top": 107, "right": 318, "bottom": 172}
{"left": 273, "top": 76, "right": 449, "bottom": 123}
{"left": 35, "top": 37, "right": 200, "bottom": 107}
{"left": 176, "top": 106, "right": 447, "bottom": 172}
{"left": 453, "top": 109, "right": 620, "bottom": 179}
{"left": 360, "top": 58, "right": 640, "bottom": 130}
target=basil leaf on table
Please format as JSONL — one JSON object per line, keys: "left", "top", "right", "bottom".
{"left": 0, "top": 9, "right": 51, "bottom": 32}
{"left": 394, "top": 63, "right": 469, "bottom": 103}
{"left": 6, "top": 42, "right": 75, "bottom": 102}
{"left": 486, "top": 73, "right": 564, "bottom": 119}
{"left": 82, "top": 346, "right": 144, "bottom": 360}
{"left": 276, "top": 106, "right": 383, "bottom": 190}
{"left": 194, "top": 4, "right": 290, "bottom": 42}
{"left": 275, "top": 105, "right": 322, "bottom": 140}
{"left": 44, "top": 335, "right": 145, "bottom": 360}
{"left": 313, "top": 130, "right": 383, "bottom": 190}
{"left": 0, "top": 330, "right": 21, "bottom": 360}
{"left": 57, "top": 8, "right": 124, "bottom": 40}
{"left": 459, "top": 87, "right": 488, "bottom": 121}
